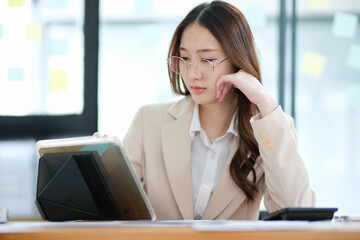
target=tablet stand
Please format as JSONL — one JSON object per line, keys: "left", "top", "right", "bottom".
{"left": 35, "top": 152, "right": 119, "bottom": 221}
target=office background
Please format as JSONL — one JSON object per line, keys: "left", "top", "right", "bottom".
{"left": 0, "top": 0, "right": 359, "bottom": 219}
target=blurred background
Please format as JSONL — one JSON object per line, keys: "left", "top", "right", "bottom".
{"left": 0, "top": 0, "right": 359, "bottom": 219}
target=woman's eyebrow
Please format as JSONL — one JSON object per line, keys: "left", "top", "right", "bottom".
{"left": 197, "top": 49, "right": 221, "bottom": 53}
{"left": 179, "top": 47, "right": 220, "bottom": 52}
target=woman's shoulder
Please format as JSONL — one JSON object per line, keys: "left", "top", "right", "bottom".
{"left": 138, "top": 95, "right": 193, "bottom": 119}
{"left": 139, "top": 100, "right": 176, "bottom": 113}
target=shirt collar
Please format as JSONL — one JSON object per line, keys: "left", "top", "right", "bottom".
{"left": 189, "top": 104, "right": 202, "bottom": 140}
{"left": 189, "top": 104, "right": 238, "bottom": 140}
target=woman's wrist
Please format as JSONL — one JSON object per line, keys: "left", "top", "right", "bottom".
{"left": 255, "top": 90, "right": 277, "bottom": 118}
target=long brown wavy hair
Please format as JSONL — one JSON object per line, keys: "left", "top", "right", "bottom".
{"left": 167, "top": 1, "right": 261, "bottom": 200}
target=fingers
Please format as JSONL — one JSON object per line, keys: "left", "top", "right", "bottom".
{"left": 216, "top": 82, "right": 223, "bottom": 99}
{"left": 93, "top": 132, "right": 108, "bottom": 138}
{"left": 217, "top": 84, "right": 232, "bottom": 102}
{"left": 216, "top": 75, "right": 233, "bottom": 102}
{"left": 93, "top": 132, "right": 101, "bottom": 137}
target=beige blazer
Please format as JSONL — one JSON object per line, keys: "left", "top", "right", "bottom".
{"left": 123, "top": 96, "right": 315, "bottom": 220}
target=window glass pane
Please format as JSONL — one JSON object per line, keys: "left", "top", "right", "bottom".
{"left": 296, "top": 0, "right": 360, "bottom": 215}
{"left": 0, "top": 0, "right": 84, "bottom": 116}
{"left": 0, "top": 140, "right": 38, "bottom": 218}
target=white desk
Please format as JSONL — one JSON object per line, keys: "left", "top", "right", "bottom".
{"left": 1, "top": 220, "right": 360, "bottom": 240}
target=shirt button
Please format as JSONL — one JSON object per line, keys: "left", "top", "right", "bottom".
{"left": 210, "top": 153, "right": 216, "bottom": 160}
{"left": 204, "top": 183, "right": 210, "bottom": 189}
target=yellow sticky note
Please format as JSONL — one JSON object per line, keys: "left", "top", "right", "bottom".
{"left": 49, "top": 70, "right": 67, "bottom": 91}
{"left": 308, "top": 0, "right": 330, "bottom": 8}
{"left": 300, "top": 51, "right": 326, "bottom": 79}
{"left": 8, "top": 0, "right": 24, "bottom": 7}
{"left": 26, "top": 23, "right": 43, "bottom": 42}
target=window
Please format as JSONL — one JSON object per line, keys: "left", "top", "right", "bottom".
{"left": 295, "top": 0, "right": 360, "bottom": 215}
{"left": 0, "top": 0, "right": 97, "bottom": 139}
{"left": 0, "top": 0, "right": 98, "bottom": 218}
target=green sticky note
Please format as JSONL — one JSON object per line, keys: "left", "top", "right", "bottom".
{"left": 8, "top": 68, "right": 25, "bottom": 81}
{"left": 332, "top": 12, "right": 359, "bottom": 39}
{"left": 347, "top": 85, "right": 360, "bottom": 108}
{"left": 80, "top": 144, "right": 112, "bottom": 157}
{"left": 347, "top": 44, "right": 360, "bottom": 71}
{"left": 8, "top": 0, "right": 24, "bottom": 7}
{"left": 48, "top": 0, "right": 67, "bottom": 9}
{"left": 50, "top": 38, "right": 69, "bottom": 55}
{"left": 134, "top": 0, "right": 153, "bottom": 13}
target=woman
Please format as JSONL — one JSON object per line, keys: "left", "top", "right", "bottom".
{"left": 123, "top": 1, "right": 315, "bottom": 220}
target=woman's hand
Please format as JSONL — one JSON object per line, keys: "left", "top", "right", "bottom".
{"left": 216, "top": 70, "right": 277, "bottom": 117}
{"left": 93, "top": 132, "right": 108, "bottom": 137}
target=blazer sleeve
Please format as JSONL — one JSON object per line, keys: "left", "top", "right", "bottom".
{"left": 250, "top": 106, "right": 316, "bottom": 213}
{"left": 123, "top": 107, "right": 146, "bottom": 190}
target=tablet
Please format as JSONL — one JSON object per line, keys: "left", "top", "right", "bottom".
{"left": 261, "top": 208, "right": 338, "bottom": 221}
{"left": 35, "top": 136, "right": 155, "bottom": 221}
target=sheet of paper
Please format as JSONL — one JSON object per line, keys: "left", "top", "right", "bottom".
{"left": 192, "top": 220, "right": 360, "bottom": 232}
{"left": 332, "top": 12, "right": 359, "bottom": 39}
{"left": 0, "top": 220, "right": 190, "bottom": 233}
{"left": 300, "top": 51, "right": 326, "bottom": 79}
{"left": 1, "top": 220, "right": 360, "bottom": 233}
{"left": 49, "top": 70, "right": 67, "bottom": 91}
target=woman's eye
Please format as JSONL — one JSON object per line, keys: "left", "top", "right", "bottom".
{"left": 181, "top": 57, "right": 190, "bottom": 62}
{"left": 201, "top": 58, "right": 216, "bottom": 63}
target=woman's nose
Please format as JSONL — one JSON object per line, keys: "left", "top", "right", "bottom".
{"left": 186, "top": 62, "right": 202, "bottom": 80}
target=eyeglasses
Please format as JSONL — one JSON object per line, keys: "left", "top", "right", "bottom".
{"left": 167, "top": 56, "right": 228, "bottom": 75}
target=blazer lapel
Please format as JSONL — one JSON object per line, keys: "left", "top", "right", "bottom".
{"left": 161, "top": 97, "right": 194, "bottom": 220}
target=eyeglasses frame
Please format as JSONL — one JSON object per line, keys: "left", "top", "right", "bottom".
{"left": 167, "top": 56, "right": 229, "bottom": 75}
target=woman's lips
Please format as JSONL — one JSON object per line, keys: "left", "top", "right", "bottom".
{"left": 191, "top": 86, "right": 206, "bottom": 93}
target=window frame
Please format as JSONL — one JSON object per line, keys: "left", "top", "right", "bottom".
{"left": 0, "top": 0, "right": 99, "bottom": 140}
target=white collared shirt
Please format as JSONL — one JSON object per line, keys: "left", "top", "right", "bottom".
{"left": 189, "top": 104, "right": 238, "bottom": 219}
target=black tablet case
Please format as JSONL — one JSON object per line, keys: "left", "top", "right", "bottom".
{"left": 35, "top": 149, "right": 153, "bottom": 221}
